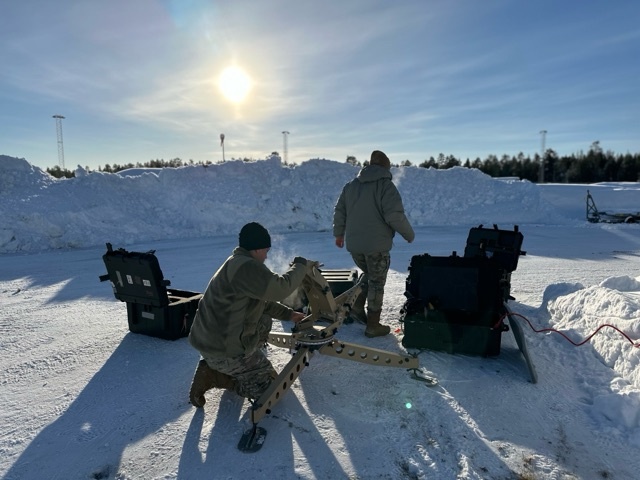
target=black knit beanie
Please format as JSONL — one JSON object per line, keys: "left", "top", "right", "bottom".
{"left": 370, "top": 150, "right": 391, "bottom": 169}
{"left": 239, "top": 222, "right": 271, "bottom": 251}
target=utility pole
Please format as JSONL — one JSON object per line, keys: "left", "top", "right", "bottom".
{"left": 53, "top": 115, "right": 66, "bottom": 170}
{"left": 282, "top": 131, "right": 290, "bottom": 163}
{"left": 220, "top": 133, "right": 225, "bottom": 162}
{"left": 538, "top": 130, "right": 547, "bottom": 183}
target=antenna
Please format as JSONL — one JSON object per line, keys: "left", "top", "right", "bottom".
{"left": 53, "top": 115, "right": 66, "bottom": 170}
{"left": 282, "top": 131, "right": 290, "bottom": 163}
{"left": 538, "top": 130, "right": 547, "bottom": 183}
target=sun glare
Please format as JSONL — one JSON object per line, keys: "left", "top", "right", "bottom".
{"left": 218, "top": 66, "right": 252, "bottom": 103}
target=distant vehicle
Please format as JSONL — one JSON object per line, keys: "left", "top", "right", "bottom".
{"left": 586, "top": 190, "right": 640, "bottom": 223}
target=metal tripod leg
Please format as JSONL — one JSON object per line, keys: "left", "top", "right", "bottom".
{"left": 250, "top": 347, "right": 313, "bottom": 424}
{"left": 318, "top": 340, "right": 419, "bottom": 369}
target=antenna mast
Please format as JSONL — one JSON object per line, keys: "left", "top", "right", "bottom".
{"left": 282, "top": 131, "right": 290, "bottom": 163}
{"left": 53, "top": 115, "right": 66, "bottom": 170}
{"left": 538, "top": 130, "right": 547, "bottom": 183}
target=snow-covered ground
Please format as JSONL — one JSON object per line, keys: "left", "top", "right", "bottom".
{"left": 1, "top": 155, "right": 640, "bottom": 480}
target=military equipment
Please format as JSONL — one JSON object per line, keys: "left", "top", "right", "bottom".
{"left": 238, "top": 265, "right": 428, "bottom": 453}
{"left": 587, "top": 190, "right": 639, "bottom": 223}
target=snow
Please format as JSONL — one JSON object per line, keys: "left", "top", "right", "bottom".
{"left": 1, "top": 154, "right": 640, "bottom": 480}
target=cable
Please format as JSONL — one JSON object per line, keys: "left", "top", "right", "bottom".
{"left": 499, "top": 311, "right": 640, "bottom": 348}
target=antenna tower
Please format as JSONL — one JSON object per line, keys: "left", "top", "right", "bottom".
{"left": 53, "top": 115, "right": 66, "bottom": 170}
{"left": 538, "top": 130, "right": 547, "bottom": 183}
{"left": 282, "top": 131, "right": 290, "bottom": 163}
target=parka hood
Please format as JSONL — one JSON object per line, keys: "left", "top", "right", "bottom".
{"left": 357, "top": 164, "right": 393, "bottom": 183}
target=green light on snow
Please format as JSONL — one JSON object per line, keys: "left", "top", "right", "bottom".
{"left": 405, "top": 402, "right": 412, "bottom": 409}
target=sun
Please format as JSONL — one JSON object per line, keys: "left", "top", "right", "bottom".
{"left": 218, "top": 66, "right": 252, "bottom": 103}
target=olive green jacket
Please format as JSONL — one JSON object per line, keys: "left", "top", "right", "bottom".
{"left": 333, "top": 164, "right": 415, "bottom": 254}
{"left": 189, "top": 247, "right": 306, "bottom": 358}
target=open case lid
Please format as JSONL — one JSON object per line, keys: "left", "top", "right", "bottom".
{"left": 99, "top": 243, "right": 171, "bottom": 307}
{"left": 463, "top": 224, "right": 526, "bottom": 272}
{"left": 406, "top": 253, "right": 504, "bottom": 314}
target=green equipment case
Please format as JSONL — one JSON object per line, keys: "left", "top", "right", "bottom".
{"left": 99, "top": 243, "right": 202, "bottom": 340}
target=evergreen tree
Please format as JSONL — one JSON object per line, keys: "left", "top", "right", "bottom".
{"left": 346, "top": 155, "right": 360, "bottom": 167}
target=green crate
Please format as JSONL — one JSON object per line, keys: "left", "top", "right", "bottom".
{"left": 126, "top": 288, "right": 201, "bottom": 340}
{"left": 401, "top": 310, "right": 504, "bottom": 356}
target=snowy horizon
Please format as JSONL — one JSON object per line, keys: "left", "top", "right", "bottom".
{"left": 4, "top": 154, "right": 640, "bottom": 256}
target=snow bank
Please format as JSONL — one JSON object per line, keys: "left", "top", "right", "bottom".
{"left": 0, "top": 155, "right": 567, "bottom": 253}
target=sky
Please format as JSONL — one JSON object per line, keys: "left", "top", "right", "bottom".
{"left": 2, "top": 155, "right": 640, "bottom": 479}
{"left": 2, "top": 0, "right": 640, "bottom": 172}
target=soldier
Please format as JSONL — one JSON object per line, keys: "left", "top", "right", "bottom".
{"left": 188, "top": 222, "right": 315, "bottom": 407}
{"left": 333, "top": 150, "right": 415, "bottom": 337}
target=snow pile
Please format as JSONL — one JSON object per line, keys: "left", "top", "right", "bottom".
{"left": 547, "top": 275, "right": 640, "bottom": 436}
{"left": 0, "top": 155, "right": 566, "bottom": 254}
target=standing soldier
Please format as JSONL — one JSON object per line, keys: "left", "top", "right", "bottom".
{"left": 333, "top": 150, "right": 415, "bottom": 337}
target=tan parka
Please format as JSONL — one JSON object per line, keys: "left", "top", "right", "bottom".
{"left": 189, "top": 247, "right": 307, "bottom": 358}
{"left": 333, "top": 164, "right": 415, "bottom": 254}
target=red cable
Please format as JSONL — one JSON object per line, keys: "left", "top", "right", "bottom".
{"left": 498, "top": 311, "right": 640, "bottom": 348}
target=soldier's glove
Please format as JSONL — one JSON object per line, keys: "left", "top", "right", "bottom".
{"left": 292, "top": 256, "right": 308, "bottom": 265}
{"left": 292, "top": 257, "right": 321, "bottom": 272}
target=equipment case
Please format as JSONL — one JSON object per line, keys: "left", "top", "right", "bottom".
{"left": 404, "top": 254, "right": 504, "bottom": 314}
{"left": 401, "top": 254, "right": 506, "bottom": 356}
{"left": 401, "top": 225, "right": 525, "bottom": 356}
{"left": 402, "top": 311, "right": 504, "bottom": 356}
{"left": 464, "top": 224, "right": 525, "bottom": 271}
{"left": 463, "top": 224, "right": 526, "bottom": 301}
{"left": 99, "top": 244, "right": 202, "bottom": 340}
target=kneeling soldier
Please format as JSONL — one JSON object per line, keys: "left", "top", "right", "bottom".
{"left": 188, "top": 222, "right": 314, "bottom": 406}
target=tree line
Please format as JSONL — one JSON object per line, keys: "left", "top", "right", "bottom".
{"left": 46, "top": 142, "right": 640, "bottom": 183}
{"left": 46, "top": 158, "right": 212, "bottom": 178}
{"left": 45, "top": 157, "right": 260, "bottom": 178}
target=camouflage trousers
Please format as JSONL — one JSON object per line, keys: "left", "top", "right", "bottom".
{"left": 350, "top": 251, "right": 391, "bottom": 313}
{"left": 202, "top": 315, "right": 277, "bottom": 400}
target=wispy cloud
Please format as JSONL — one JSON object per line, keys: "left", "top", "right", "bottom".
{"left": 2, "top": 0, "right": 639, "bottom": 168}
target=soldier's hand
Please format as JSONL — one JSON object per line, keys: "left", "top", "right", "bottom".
{"left": 335, "top": 236, "right": 344, "bottom": 248}
{"left": 290, "top": 311, "right": 306, "bottom": 323}
{"left": 292, "top": 256, "right": 307, "bottom": 265}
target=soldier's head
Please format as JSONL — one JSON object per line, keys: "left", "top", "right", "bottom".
{"left": 239, "top": 222, "right": 271, "bottom": 263}
{"left": 370, "top": 150, "right": 391, "bottom": 169}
